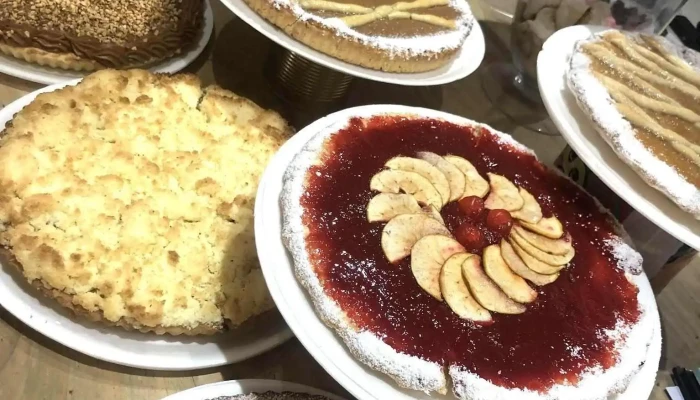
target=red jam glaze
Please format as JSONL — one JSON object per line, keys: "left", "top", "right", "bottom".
{"left": 300, "top": 116, "right": 640, "bottom": 392}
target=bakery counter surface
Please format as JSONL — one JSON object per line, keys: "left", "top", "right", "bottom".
{"left": 0, "top": 0, "right": 697, "bottom": 399}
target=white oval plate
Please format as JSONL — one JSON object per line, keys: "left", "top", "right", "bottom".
{"left": 0, "top": 79, "right": 293, "bottom": 371}
{"left": 0, "top": 0, "right": 214, "bottom": 86}
{"left": 537, "top": 25, "right": 700, "bottom": 251}
{"left": 217, "top": 0, "right": 484, "bottom": 86}
{"left": 162, "top": 379, "right": 349, "bottom": 400}
{"left": 255, "top": 104, "right": 661, "bottom": 400}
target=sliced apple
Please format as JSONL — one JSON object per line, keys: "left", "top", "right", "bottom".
{"left": 385, "top": 157, "right": 450, "bottom": 206}
{"left": 484, "top": 173, "right": 524, "bottom": 212}
{"left": 510, "top": 229, "right": 575, "bottom": 266}
{"left": 500, "top": 240, "right": 559, "bottom": 286}
{"left": 461, "top": 255, "right": 526, "bottom": 314}
{"left": 381, "top": 213, "right": 451, "bottom": 263}
{"left": 511, "top": 188, "right": 543, "bottom": 224}
{"left": 370, "top": 170, "right": 443, "bottom": 210}
{"left": 439, "top": 253, "right": 492, "bottom": 322}
{"left": 416, "top": 152, "right": 465, "bottom": 202}
{"left": 367, "top": 193, "right": 422, "bottom": 222}
{"left": 508, "top": 238, "right": 565, "bottom": 275}
{"left": 482, "top": 245, "right": 537, "bottom": 303}
{"left": 520, "top": 216, "right": 564, "bottom": 239}
{"left": 512, "top": 225, "right": 572, "bottom": 256}
{"left": 411, "top": 235, "right": 465, "bottom": 301}
{"left": 422, "top": 204, "right": 445, "bottom": 225}
{"left": 444, "top": 155, "right": 490, "bottom": 198}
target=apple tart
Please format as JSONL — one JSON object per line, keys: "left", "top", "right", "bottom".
{"left": 568, "top": 30, "right": 700, "bottom": 218}
{"left": 0, "top": 69, "right": 292, "bottom": 335}
{"left": 241, "top": 0, "right": 474, "bottom": 72}
{"left": 282, "top": 112, "right": 656, "bottom": 399}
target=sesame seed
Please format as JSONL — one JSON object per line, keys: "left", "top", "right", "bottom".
{"left": 0, "top": 0, "right": 188, "bottom": 45}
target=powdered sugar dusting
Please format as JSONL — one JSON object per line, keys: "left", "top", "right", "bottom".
{"left": 270, "top": 0, "right": 474, "bottom": 57}
{"left": 606, "top": 236, "right": 643, "bottom": 275}
{"left": 567, "top": 30, "right": 700, "bottom": 218}
{"left": 281, "top": 108, "right": 658, "bottom": 400}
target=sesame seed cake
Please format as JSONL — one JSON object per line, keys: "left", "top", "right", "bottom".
{"left": 0, "top": 0, "right": 204, "bottom": 71}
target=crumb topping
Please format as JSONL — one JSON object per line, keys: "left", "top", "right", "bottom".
{"left": 0, "top": 69, "right": 292, "bottom": 332}
{"left": 0, "top": 0, "right": 189, "bottom": 44}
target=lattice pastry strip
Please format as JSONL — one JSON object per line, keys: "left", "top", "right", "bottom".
{"left": 300, "top": 0, "right": 456, "bottom": 29}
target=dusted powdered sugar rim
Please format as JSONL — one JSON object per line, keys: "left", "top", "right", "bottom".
{"left": 270, "top": 0, "right": 474, "bottom": 57}
{"left": 567, "top": 30, "right": 700, "bottom": 219}
{"left": 280, "top": 116, "right": 447, "bottom": 393}
{"left": 280, "top": 108, "right": 656, "bottom": 399}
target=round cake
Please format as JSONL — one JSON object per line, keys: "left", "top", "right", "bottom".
{"left": 281, "top": 110, "right": 657, "bottom": 398}
{"left": 0, "top": 0, "right": 204, "bottom": 71}
{"left": 0, "top": 69, "right": 292, "bottom": 335}
{"left": 568, "top": 29, "right": 700, "bottom": 219}
{"left": 242, "top": 0, "right": 474, "bottom": 72}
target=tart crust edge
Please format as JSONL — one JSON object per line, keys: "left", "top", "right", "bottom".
{"left": 241, "top": 0, "right": 464, "bottom": 73}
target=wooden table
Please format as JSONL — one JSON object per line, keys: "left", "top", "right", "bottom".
{"left": 0, "top": 1, "right": 688, "bottom": 399}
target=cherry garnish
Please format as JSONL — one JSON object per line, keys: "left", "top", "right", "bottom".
{"left": 458, "top": 196, "right": 486, "bottom": 220}
{"left": 455, "top": 222, "right": 486, "bottom": 252}
{"left": 486, "top": 209, "right": 513, "bottom": 236}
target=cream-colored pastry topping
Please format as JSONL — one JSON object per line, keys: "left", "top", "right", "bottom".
{"left": 582, "top": 31, "right": 700, "bottom": 188}
{"left": 301, "top": 0, "right": 456, "bottom": 29}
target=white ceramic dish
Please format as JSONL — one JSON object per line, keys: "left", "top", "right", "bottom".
{"left": 537, "top": 25, "right": 700, "bottom": 251}
{"left": 217, "top": 0, "right": 485, "bottom": 86}
{"left": 0, "top": 79, "right": 293, "bottom": 371}
{"left": 161, "top": 379, "right": 349, "bottom": 400}
{"left": 0, "top": 0, "right": 214, "bottom": 86}
{"left": 254, "top": 104, "right": 661, "bottom": 400}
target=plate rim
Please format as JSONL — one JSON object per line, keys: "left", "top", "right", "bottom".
{"left": 537, "top": 24, "right": 700, "bottom": 251}
{"left": 0, "top": 77, "right": 294, "bottom": 371}
{"left": 160, "top": 379, "right": 350, "bottom": 400}
{"left": 0, "top": 0, "right": 214, "bottom": 85}
{"left": 217, "top": 0, "right": 485, "bottom": 86}
{"left": 254, "top": 104, "right": 662, "bottom": 400}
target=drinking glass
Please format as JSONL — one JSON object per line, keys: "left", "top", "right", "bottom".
{"left": 482, "top": 0, "right": 689, "bottom": 135}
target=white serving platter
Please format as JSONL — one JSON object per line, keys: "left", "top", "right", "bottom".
{"left": 537, "top": 25, "right": 700, "bottom": 251}
{"left": 161, "top": 379, "right": 349, "bottom": 400}
{"left": 218, "top": 0, "right": 485, "bottom": 86}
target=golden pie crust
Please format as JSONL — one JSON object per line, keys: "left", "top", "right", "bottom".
{"left": 0, "top": 43, "right": 100, "bottom": 72}
{"left": 0, "top": 69, "right": 293, "bottom": 335}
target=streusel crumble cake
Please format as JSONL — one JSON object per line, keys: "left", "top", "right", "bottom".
{"left": 0, "top": 69, "right": 292, "bottom": 335}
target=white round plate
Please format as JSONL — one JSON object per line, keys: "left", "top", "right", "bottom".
{"left": 255, "top": 104, "right": 661, "bottom": 400}
{"left": 537, "top": 25, "right": 700, "bottom": 251}
{"left": 218, "top": 0, "right": 484, "bottom": 86}
{"left": 0, "top": 79, "right": 293, "bottom": 371}
{"left": 0, "top": 0, "right": 214, "bottom": 86}
{"left": 161, "top": 379, "right": 349, "bottom": 400}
